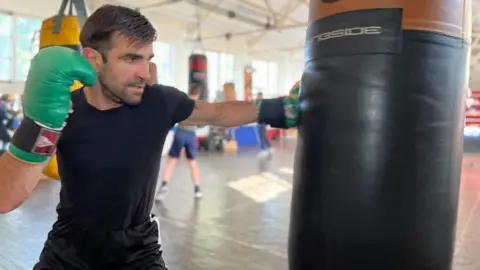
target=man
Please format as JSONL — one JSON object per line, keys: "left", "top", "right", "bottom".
{"left": 157, "top": 84, "right": 203, "bottom": 200}
{"left": 0, "top": 4, "right": 299, "bottom": 269}
{"left": 255, "top": 92, "right": 273, "bottom": 157}
{"left": 0, "top": 95, "right": 11, "bottom": 150}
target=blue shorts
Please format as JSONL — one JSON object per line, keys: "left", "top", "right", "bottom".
{"left": 168, "top": 129, "right": 197, "bottom": 160}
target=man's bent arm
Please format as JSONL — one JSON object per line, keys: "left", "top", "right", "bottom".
{"left": 0, "top": 44, "right": 98, "bottom": 213}
{"left": 0, "top": 152, "right": 46, "bottom": 213}
{"left": 181, "top": 100, "right": 258, "bottom": 127}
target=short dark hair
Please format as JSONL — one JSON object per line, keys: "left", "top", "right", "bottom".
{"left": 189, "top": 84, "right": 201, "bottom": 96}
{"left": 0, "top": 94, "right": 10, "bottom": 102}
{"left": 80, "top": 4, "right": 157, "bottom": 61}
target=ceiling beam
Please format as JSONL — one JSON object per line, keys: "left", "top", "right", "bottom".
{"left": 239, "top": 0, "right": 303, "bottom": 24}
{"left": 198, "top": 22, "right": 306, "bottom": 40}
{"left": 136, "top": 0, "right": 182, "bottom": 10}
{"left": 184, "top": 0, "right": 268, "bottom": 28}
{"left": 198, "top": 0, "right": 225, "bottom": 22}
{"left": 247, "top": 45, "right": 303, "bottom": 55}
{"left": 238, "top": 0, "right": 275, "bottom": 15}
{"left": 277, "top": 0, "right": 304, "bottom": 26}
{"left": 247, "top": 0, "right": 303, "bottom": 48}
{"left": 236, "top": 0, "right": 275, "bottom": 17}
{"left": 263, "top": 0, "right": 276, "bottom": 21}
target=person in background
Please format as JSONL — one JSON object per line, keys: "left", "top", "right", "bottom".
{"left": 256, "top": 92, "right": 273, "bottom": 156}
{"left": 156, "top": 84, "right": 203, "bottom": 199}
{"left": 0, "top": 95, "right": 11, "bottom": 151}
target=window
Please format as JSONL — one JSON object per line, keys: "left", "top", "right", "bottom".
{"left": 190, "top": 51, "right": 237, "bottom": 101}
{"left": 0, "top": 14, "right": 43, "bottom": 82}
{"left": 252, "top": 60, "right": 280, "bottom": 98}
{"left": 206, "top": 51, "right": 218, "bottom": 100}
{"left": 267, "top": 62, "right": 279, "bottom": 97}
{"left": 152, "top": 42, "right": 173, "bottom": 85}
{"left": 181, "top": 50, "right": 236, "bottom": 100}
{"left": 252, "top": 60, "right": 268, "bottom": 97}
{"left": 0, "top": 13, "right": 13, "bottom": 81}
{"left": 289, "top": 61, "right": 303, "bottom": 88}
{"left": 218, "top": 52, "right": 235, "bottom": 85}
{"left": 14, "top": 16, "right": 41, "bottom": 81}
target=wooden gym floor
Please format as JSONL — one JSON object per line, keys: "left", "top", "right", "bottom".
{"left": 1, "top": 139, "right": 480, "bottom": 269}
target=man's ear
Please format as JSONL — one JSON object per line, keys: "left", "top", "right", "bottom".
{"left": 82, "top": 48, "right": 103, "bottom": 72}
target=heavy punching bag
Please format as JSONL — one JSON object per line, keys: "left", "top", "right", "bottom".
{"left": 39, "top": 15, "right": 81, "bottom": 51}
{"left": 39, "top": 14, "right": 83, "bottom": 93}
{"left": 289, "top": 0, "right": 470, "bottom": 269}
{"left": 40, "top": 15, "right": 83, "bottom": 181}
{"left": 189, "top": 54, "right": 209, "bottom": 101}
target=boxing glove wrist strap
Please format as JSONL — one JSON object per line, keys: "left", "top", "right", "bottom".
{"left": 8, "top": 117, "right": 62, "bottom": 163}
{"left": 257, "top": 97, "right": 289, "bottom": 128}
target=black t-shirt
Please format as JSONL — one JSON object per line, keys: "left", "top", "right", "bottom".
{"left": 56, "top": 84, "right": 195, "bottom": 230}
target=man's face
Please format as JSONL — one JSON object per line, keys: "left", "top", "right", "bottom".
{"left": 86, "top": 34, "right": 154, "bottom": 105}
{"left": 256, "top": 93, "right": 263, "bottom": 99}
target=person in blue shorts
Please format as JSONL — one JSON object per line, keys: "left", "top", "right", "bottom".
{"left": 156, "top": 84, "right": 203, "bottom": 199}
{"left": 256, "top": 92, "right": 274, "bottom": 157}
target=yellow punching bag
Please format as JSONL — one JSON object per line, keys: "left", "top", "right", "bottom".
{"left": 40, "top": 14, "right": 83, "bottom": 180}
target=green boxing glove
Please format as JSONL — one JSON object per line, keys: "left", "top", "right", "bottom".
{"left": 8, "top": 46, "right": 96, "bottom": 163}
{"left": 257, "top": 81, "right": 300, "bottom": 129}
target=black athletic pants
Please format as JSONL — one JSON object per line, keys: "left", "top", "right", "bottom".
{"left": 33, "top": 217, "right": 167, "bottom": 270}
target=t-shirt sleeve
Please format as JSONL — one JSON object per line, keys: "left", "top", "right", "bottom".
{"left": 161, "top": 85, "right": 196, "bottom": 124}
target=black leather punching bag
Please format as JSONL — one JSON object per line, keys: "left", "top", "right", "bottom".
{"left": 289, "top": 0, "right": 470, "bottom": 269}
{"left": 189, "top": 54, "right": 209, "bottom": 101}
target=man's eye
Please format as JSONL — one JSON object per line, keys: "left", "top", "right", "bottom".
{"left": 125, "top": 57, "right": 135, "bottom": 63}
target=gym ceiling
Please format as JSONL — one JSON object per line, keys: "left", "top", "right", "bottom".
{"left": 2, "top": 0, "right": 309, "bottom": 60}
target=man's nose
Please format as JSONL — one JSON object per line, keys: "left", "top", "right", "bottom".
{"left": 136, "top": 62, "right": 150, "bottom": 81}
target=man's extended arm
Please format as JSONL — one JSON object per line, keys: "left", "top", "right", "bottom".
{"left": 181, "top": 82, "right": 300, "bottom": 128}
{"left": 0, "top": 153, "right": 46, "bottom": 213}
{"left": 181, "top": 100, "right": 258, "bottom": 127}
